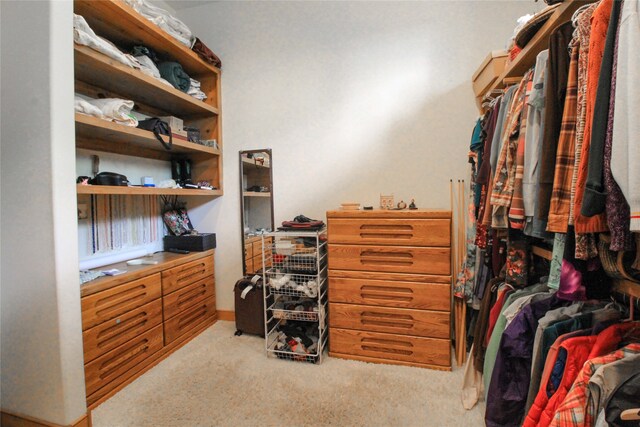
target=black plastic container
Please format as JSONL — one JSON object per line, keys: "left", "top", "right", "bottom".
{"left": 164, "top": 233, "right": 216, "bottom": 252}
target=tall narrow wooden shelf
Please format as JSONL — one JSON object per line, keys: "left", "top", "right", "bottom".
{"left": 484, "top": 0, "right": 596, "bottom": 95}
{"left": 77, "top": 184, "right": 222, "bottom": 197}
{"left": 74, "top": 45, "right": 218, "bottom": 118}
{"left": 75, "top": 114, "right": 221, "bottom": 159}
{"left": 243, "top": 191, "right": 271, "bottom": 198}
{"left": 241, "top": 157, "right": 270, "bottom": 169}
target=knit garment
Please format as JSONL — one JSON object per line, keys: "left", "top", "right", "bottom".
{"left": 611, "top": 0, "right": 640, "bottom": 231}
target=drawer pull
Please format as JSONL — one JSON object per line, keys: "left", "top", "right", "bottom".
{"left": 360, "top": 251, "right": 414, "bottom": 266}
{"left": 359, "top": 224, "right": 414, "bottom": 241}
{"left": 361, "top": 337, "right": 414, "bottom": 355}
{"left": 177, "top": 284, "right": 208, "bottom": 308}
{"left": 360, "top": 285, "right": 414, "bottom": 303}
{"left": 361, "top": 345, "right": 413, "bottom": 356}
{"left": 96, "top": 313, "right": 149, "bottom": 346}
{"left": 178, "top": 305, "right": 208, "bottom": 330}
{"left": 361, "top": 311, "right": 414, "bottom": 329}
{"left": 360, "top": 224, "right": 413, "bottom": 231}
{"left": 176, "top": 263, "right": 207, "bottom": 281}
{"left": 99, "top": 338, "right": 150, "bottom": 379}
{"left": 95, "top": 286, "right": 148, "bottom": 317}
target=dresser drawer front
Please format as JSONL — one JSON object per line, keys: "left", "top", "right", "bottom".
{"left": 328, "top": 218, "right": 450, "bottom": 247}
{"left": 83, "top": 299, "right": 163, "bottom": 363}
{"left": 329, "top": 244, "right": 450, "bottom": 275}
{"left": 81, "top": 273, "right": 162, "bottom": 331}
{"left": 162, "top": 256, "right": 214, "bottom": 295}
{"left": 330, "top": 328, "right": 450, "bottom": 367}
{"left": 164, "top": 296, "right": 216, "bottom": 345}
{"left": 245, "top": 243, "right": 253, "bottom": 260}
{"left": 84, "top": 324, "right": 163, "bottom": 397}
{"left": 163, "top": 277, "right": 215, "bottom": 320}
{"left": 329, "top": 276, "right": 450, "bottom": 311}
{"left": 330, "top": 303, "right": 450, "bottom": 339}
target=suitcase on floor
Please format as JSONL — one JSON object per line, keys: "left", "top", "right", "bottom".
{"left": 234, "top": 276, "right": 267, "bottom": 337}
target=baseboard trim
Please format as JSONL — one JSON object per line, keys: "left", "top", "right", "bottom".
{"left": 0, "top": 410, "right": 90, "bottom": 427}
{"left": 217, "top": 310, "right": 235, "bottom": 321}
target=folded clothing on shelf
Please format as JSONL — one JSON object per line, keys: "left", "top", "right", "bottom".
{"left": 123, "top": 0, "right": 194, "bottom": 47}
{"left": 74, "top": 14, "right": 141, "bottom": 69}
{"left": 192, "top": 37, "right": 222, "bottom": 68}
{"left": 74, "top": 96, "right": 138, "bottom": 127}
{"left": 188, "top": 78, "right": 207, "bottom": 101}
{"left": 158, "top": 62, "right": 191, "bottom": 93}
{"left": 279, "top": 214, "right": 325, "bottom": 231}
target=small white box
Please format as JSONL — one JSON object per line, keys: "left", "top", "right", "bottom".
{"left": 159, "top": 116, "right": 184, "bottom": 132}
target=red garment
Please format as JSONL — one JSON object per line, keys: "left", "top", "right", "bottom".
{"left": 537, "top": 336, "right": 598, "bottom": 427}
{"left": 484, "top": 286, "right": 513, "bottom": 347}
{"left": 586, "top": 320, "right": 640, "bottom": 358}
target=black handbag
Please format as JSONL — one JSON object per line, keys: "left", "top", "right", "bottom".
{"left": 137, "top": 118, "right": 172, "bottom": 150}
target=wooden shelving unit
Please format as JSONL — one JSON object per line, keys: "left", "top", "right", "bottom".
{"left": 481, "top": 0, "right": 596, "bottom": 98}
{"left": 77, "top": 184, "right": 222, "bottom": 197}
{"left": 241, "top": 157, "right": 270, "bottom": 169}
{"left": 532, "top": 245, "right": 552, "bottom": 261}
{"left": 243, "top": 191, "right": 271, "bottom": 198}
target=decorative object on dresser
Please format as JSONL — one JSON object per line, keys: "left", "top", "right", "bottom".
{"left": 326, "top": 209, "right": 452, "bottom": 370}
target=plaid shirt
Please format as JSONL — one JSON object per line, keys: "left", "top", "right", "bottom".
{"left": 547, "top": 46, "right": 579, "bottom": 233}
{"left": 549, "top": 343, "right": 640, "bottom": 427}
{"left": 509, "top": 71, "right": 534, "bottom": 229}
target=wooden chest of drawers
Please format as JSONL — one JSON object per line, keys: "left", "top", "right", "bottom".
{"left": 80, "top": 250, "right": 217, "bottom": 407}
{"left": 244, "top": 235, "right": 273, "bottom": 275}
{"left": 327, "top": 210, "right": 452, "bottom": 370}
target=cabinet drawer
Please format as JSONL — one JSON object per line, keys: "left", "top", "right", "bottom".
{"left": 83, "top": 299, "right": 163, "bottom": 363}
{"left": 81, "top": 273, "right": 161, "bottom": 331}
{"left": 330, "top": 328, "right": 450, "bottom": 367}
{"left": 162, "top": 256, "right": 214, "bottom": 295}
{"left": 245, "top": 257, "right": 255, "bottom": 274}
{"left": 329, "top": 303, "right": 449, "bottom": 339}
{"left": 329, "top": 276, "right": 450, "bottom": 311}
{"left": 328, "top": 244, "right": 450, "bottom": 275}
{"left": 328, "top": 218, "right": 450, "bottom": 247}
{"left": 84, "top": 324, "right": 163, "bottom": 397}
{"left": 163, "top": 277, "right": 215, "bottom": 320}
{"left": 164, "top": 296, "right": 216, "bottom": 345}
{"left": 245, "top": 244, "right": 253, "bottom": 260}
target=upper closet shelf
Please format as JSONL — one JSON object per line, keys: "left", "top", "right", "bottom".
{"left": 77, "top": 184, "right": 223, "bottom": 197}
{"left": 241, "top": 158, "right": 270, "bottom": 169}
{"left": 74, "top": 0, "right": 218, "bottom": 77}
{"left": 483, "top": 0, "right": 596, "bottom": 95}
{"left": 75, "top": 113, "right": 221, "bottom": 159}
{"left": 74, "top": 45, "right": 218, "bottom": 118}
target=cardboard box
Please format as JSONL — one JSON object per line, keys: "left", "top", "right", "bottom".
{"left": 472, "top": 50, "right": 508, "bottom": 98}
{"left": 159, "top": 116, "right": 184, "bottom": 132}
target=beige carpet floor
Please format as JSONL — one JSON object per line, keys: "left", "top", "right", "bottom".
{"left": 91, "top": 321, "right": 485, "bottom": 426}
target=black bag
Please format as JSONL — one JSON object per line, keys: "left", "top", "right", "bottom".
{"left": 234, "top": 277, "right": 270, "bottom": 337}
{"left": 90, "top": 172, "right": 129, "bottom": 186}
{"left": 137, "top": 118, "right": 172, "bottom": 150}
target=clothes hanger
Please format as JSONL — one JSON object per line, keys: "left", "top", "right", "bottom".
{"left": 571, "top": 3, "right": 592, "bottom": 27}
{"left": 621, "top": 408, "right": 640, "bottom": 421}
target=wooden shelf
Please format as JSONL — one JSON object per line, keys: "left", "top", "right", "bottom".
{"left": 243, "top": 191, "right": 271, "bottom": 198}
{"left": 75, "top": 114, "right": 221, "bottom": 159}
{"left": 241, "top": 157, "right": 270, "bottom": 169}
{"left": 483, "top": 0, "right": 596, "bottom": 96}
{"left": 612, "top": 279, "right": 640, "bottom": 299}
{"left": 77, "top": 184, "right": 222, "bottom": 197}
{"left": 74, "top": 45, "right": 218, "bottom": 118}
{"left": 74, "top": 0, "right": 218, "bottom": 77}
{"left": 532, "top": 245, "right": 553, "bottom": 261}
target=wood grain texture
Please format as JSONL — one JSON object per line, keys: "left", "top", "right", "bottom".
{"left": 83, "top": 299, "right": 163, "bottom": 364}
{"left": 217, "top": 310, "right": 235, "bottom": 321}
{"left": 328, "top": 218, "right": 450, "bottom": 247}
{"left": 163, "top": 277, "right": 215, "bottom": 320}
{"left": 329, "top": 328, "right": 451, "bottom": 367}
{"left": 329, "top": 277, "right": 451, "bottom": 311}
{"left": 330, "top": 303, "right": 450, "bottom": 339}
{"left": 164, "top": 296, "right": 217, "bottom": 345}
{"left": 328, "top": 244, "right": 450, "bottom": 275}
{"left": 76, "top": 184, "right": 222, "bottom": 197}
{"left": 74, "top": 45, "right": 217, "bottom": 118}
{"left": 327, "top": 209, "right": 451, "bottom": 219}
{"left": 328, "top": 269, "right": 451, "bottom": 284}
{"left": 328, "top": 352, "right": 452, "bottom": 372}
{"left": 81, "top": 274, "right": 161, "bottom": 331}
{"left": 161, "top": 256, "right": 214, "bottom": 295}
{"left": 84, "top": 325, "right": 164, "bottom": 397}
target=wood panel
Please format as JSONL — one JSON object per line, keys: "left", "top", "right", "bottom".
{"left": 328, "top": 218, "right": 450, "bottom": 247}
{"left": 164, "top": 296, "right": 217, "bottom": 345}
{"left": 330, "top": 303, "right": 450, "bottom": 339}
{"left": 84, "top": 324, "right": 163, "bottom": 397}
{"left": 329, "top": 277, "right": 450, "bottom": 311}
{"left": 329, "top": 328, "right": 451, "bottom": 367}
{"left": 83, "top": 299, "right": 163, "bottom": 363}
{"left": 76, "top": 184, "right": 222, "bottom": 197}
{"left": 81, "top": 274, "right": 161, "bottom": 331}
{"left": 329, "top": 269, "right": 451, "bottom": 284}
{"left": 74, "top": 45, "right": 217, "bottom": 118}
{"left": 162, "top": 256, "right": 214, "bottom": 295}
{"left": 163, "top": 277, "right": 215, "bottom": 320}
{"left": 328, "top": 352, "right": 452, "bottom": 372}
{"left": 327, "top": 209, "right": 452, "bottom": 219}
{"left": 328, "top": 244, "right": 450, "bottom": 275}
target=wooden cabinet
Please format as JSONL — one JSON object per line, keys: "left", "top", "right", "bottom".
{"left": 244, "top": 235, "right": 273, "bottom": 275}
{"left": 74, "top": 0, "right": 223, "bottom": 196}
{"left": 327, "top": 210, "right": 452, "bottom": 371}
{"left": 80, "top": 250, "right": 217, "bottom": 408}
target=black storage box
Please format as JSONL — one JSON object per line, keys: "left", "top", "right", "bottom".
{"left": 164, "top": 233, "right": 216, "bottom": 251}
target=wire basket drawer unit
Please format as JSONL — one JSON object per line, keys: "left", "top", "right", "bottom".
{"left": 262, "top": 229, "right": 328, "bottom": 364}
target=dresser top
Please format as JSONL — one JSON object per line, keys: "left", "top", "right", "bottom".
{"left": 326, "top": 209, "right": 451, "bottom": 219}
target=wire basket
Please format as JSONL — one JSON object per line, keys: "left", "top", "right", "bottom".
{"left": 269, "top": 297, "right": 324, "bottom": 322}
{"left": 265, "top": 319, "right": 326, "bottom": 364}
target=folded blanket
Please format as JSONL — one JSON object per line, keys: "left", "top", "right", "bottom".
{"left": 158, "top": 62, "right": 190, "bottom": 92}
{"left": 73, "top": 14, "right": 140, "bottom": 69}
{"left": 74, "top": 96, "right": 138, "bottom": 127}
{"left": 123, "top": 0, "right": 194, "bottom": 47}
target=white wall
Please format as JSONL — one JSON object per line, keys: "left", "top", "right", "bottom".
{"left": 1, "top": 1, "right": 87, "bottom": 424}
{"left": 179, "top": 1, "right": 541, "bottom": 311}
